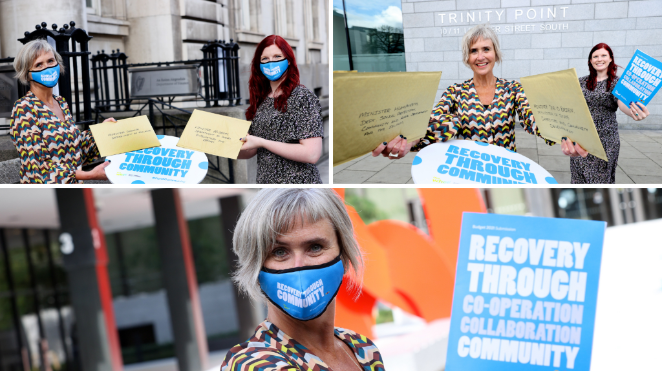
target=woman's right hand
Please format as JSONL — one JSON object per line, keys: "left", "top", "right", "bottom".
{"left": 560, "top": 137, "right": 589, "bottom": 158}
{"left": 372, "top": 135, "right": 418, "bottom": 160}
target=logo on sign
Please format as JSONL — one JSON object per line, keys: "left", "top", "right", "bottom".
{"left": 41, "top": 70, "right": 58, "bottom": 82}
{"left": 263, "top": 66, "right": 281, "bottom": 76}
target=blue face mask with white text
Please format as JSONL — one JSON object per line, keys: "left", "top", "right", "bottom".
{"left": 30, "top": 64, "right": 60, "bottom": 88}
{"left": 259, "top": 255, "right": 344, "bottom": 321}
{"left": 260, "top": 59, "right": 289, "bottom": 81}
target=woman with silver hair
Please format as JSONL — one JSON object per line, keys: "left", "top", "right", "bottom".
{"left": 374, "top": 23, "right": 564, "bottom": 159}
{"left": 10, "top": 39, "right": 116, "bottom": 183}
{"left": 220, "top": 188, "right": 384, "bottom": 371}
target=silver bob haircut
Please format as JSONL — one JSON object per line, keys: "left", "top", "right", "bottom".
{"left": 461, "top": 24, "right": 503, "bottom": 69}
{"left": 232, "top": 188, "right": 363, "bottom": 303}
{"left": 13, "top": 39, "right": 65, "bottom": 85}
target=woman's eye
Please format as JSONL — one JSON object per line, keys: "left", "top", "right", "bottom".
{"left": 310, "top": 244, "right": 323, "bottom": 253}
{"left": 272, "top": 248, "right": 287, "bottom": 258}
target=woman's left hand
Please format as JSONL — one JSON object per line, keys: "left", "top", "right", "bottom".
{"left": 103, "top": 117, "right": 117, "bottom": 123}
{"left": 629, "top": 102, "right": 649, "bottom": 121}
{"left": 240, "top": 134, "right": 263, "bottom": 151}
{"left": 560, "top": 137, "right": 588, "bottom": 158}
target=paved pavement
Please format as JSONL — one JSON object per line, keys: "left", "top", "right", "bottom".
{"left": 333, "top": 126, "right": 662, "bottom": 184}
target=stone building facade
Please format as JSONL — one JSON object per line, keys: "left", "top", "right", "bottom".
{"left": 401, "top": 0, "right": 662, "bottom": 128}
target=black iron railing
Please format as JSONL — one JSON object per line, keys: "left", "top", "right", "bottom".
{"left": 91, "top": 39, "right": 241, "bottom": 112}
{"left": 90, "top": 49, "right": 130, "bottom": 112}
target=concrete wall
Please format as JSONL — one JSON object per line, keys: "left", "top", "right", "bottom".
{"left": 113, "top": 279, "right": 239, "bottom": 345}
{"left": 402, "top": 0, "right": 662, "bottom": 128}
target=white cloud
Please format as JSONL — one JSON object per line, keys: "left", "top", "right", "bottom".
{"left": 348, "top": 6, "right": 403, "bottom": 30}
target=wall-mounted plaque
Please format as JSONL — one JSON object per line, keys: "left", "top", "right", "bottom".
{"left": 130, "top": 65, "right": 199, "bottom": 98}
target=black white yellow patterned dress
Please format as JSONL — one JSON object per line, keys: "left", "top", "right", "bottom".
{"left": 249, "top": 85, "right": 323, "bottom": 184}
{"left": 10, "top": 91, "right": 99, "bottom": 184}
{"left": 412, "top": 78, "right": 553, "bottom": 151}
{"left": 220, "top": 321, "right": 385, "bottom": 371}
{"left": 570, "top": 76, "right": 620, "bottom": 184}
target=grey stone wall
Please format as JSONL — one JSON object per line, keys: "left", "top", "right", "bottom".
{"left": 402, "top": 0, "right": 662, "bottom": 129}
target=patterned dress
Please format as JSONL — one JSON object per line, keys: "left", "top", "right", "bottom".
{"left": 249, "top": 85, "right": 323, "bottom": 184}
{"left": 570, "top": 76, "right": 621, "bottom": 184}
{"left": 220, "top": 321, "right": 385, "bottom": 371}
{"left": 412, "top": 77, "right": 553, "bottom": 151}
{"left": 10, "top": 91, "right": 99, "bottom": 183}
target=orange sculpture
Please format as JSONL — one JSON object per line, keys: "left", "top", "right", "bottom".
{"left": 334, "top": 189, "right": 486, "bottom": 337}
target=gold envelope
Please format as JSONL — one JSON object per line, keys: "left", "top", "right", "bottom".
{"left": 520, "top": 68, "right": 607, "bottom": 161}
{"left": 333, "top": 71, "right": 442, "bottom": 166}
{"left": 89, "top": 115, "right": 160, "bottom": 157}
{"left": 176, "top": 109, "right": 251, "bottom": 159}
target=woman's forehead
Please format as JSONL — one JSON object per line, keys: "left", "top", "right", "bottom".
{"left": 470, "top": 37, "right": 493, "bottom": 49}
{"left": 34, "top": 50, "right": 54, "bottom": 62}
{"left": 592, "top": 48, "right": 609, "bottom": 57}
{"left": 261, "top": 44, "right": 283, "bottom": 57}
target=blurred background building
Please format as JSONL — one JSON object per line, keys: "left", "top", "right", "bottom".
{"left": 0, "top": 187, "right": 660, "bottom": 371}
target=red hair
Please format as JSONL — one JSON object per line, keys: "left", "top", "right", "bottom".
{"left": 246, "top": 35, "right": 300, "bottom": 121}
{"left": 586, "top": 43, "right": 620, "bottom": 91}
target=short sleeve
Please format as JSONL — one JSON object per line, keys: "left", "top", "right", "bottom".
{"left": 290, "top": 86, "right": 323, "bottom": 140}
{"left": 608, "top": 76, "right": 620, "bottom": 112}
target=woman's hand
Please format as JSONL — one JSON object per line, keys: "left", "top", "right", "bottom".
{"left": 372, "top": 135, "right": 418, "bottom": 160}
{"left": 76, "top": 161, "right": 110, "bottom": 181}
{"left": 103, "top": 117, "right": 117, "bottom": 123}
{"left": 560, "top": 137, "right": 588, "bottom": 158}
{"left": 240, "top": 134, "right": 264, "bottom": 151}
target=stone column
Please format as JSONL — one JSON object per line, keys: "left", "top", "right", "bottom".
{"left": 124, "top": 0, "right": 183, "bottom": 63}
{"left": 0, "top": 0, "right": 87, "bottom": 58}
{"left": 150, "top": 189, "right": 208, "bottom": 371}
{"left": 54, "top": 189, "right": 123, "bottom": 371}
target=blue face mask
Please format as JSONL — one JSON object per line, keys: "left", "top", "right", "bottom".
{"left": 30, "top": 64, "right": 60, "bottom": 88}
{"left": 260, "top": 59, "right": 289, "bottom": 81}
{"left": 259, "top": 255, "right": 344, "bottom": 321}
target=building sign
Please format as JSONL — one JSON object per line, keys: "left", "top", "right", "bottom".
{"left": 437, "top": 6, "right": 571, "bottom": 36}
{"left": 446, "top": 213, "right": 606, "bottom": 371}
{"left": 130, "top": 65, "right": 199, "bottom": 98}
{"left": 0, "top": 65, "right": 19, "bottom": 118}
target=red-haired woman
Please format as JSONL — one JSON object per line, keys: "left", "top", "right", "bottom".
{"left": 238, "top": 35, "right": 323, "bottom": 184}
{"left": 561, "top": 43, "right": 650, "bottom": 183}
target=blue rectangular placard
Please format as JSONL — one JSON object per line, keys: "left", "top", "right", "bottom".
{"left": 445, "top": 213, "right": 606, "bottom": 371}
{"left": 612, "top": 49, "right": 662, "bottom": 106}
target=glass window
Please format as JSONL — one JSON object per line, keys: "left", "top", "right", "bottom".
{"left": 641, "top": 188, "right": 662, "bottom": 220}
{"left": 485, "top": 189, "right": 528, "bottom": 215}
{"left": 552, "top": 189, "right": 613, "bottom": 225}
{"left": 333, "top": 0, "right": 405, "bottom": 72}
